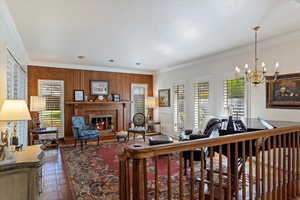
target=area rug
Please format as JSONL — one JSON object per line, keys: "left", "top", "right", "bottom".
{"left": 60, "top": 140, "right": 255, "bottom": 200}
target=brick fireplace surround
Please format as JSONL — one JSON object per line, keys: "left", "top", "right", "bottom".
{"left": 66, "top": 101, "right": 130, "bottom": 139}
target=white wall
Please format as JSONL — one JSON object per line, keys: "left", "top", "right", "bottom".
{"left": 155, "top": 30, "right": 300, "bottom": 137}
{"left": 0, "top": 0, "right": 29, "bottom": 136}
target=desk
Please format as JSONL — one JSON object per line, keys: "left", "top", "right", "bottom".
{"left": 31, "top": 128, "right": 59, "bottom": 148}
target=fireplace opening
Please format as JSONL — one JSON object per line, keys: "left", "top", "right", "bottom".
{"left": 90, "top": 115, "right": 113, "bottom": 131}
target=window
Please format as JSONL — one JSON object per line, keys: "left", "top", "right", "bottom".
{"left": 193, "top": 82, "right": 209, "bottom": 129}
{"left": 6, "top": 51, "right": 27, "bottom": 145}
{"left": 131, "top": 84, "right": 147, "bottom": 118}
{"left": 173, "top": 83, "right": 184, "bottom": 132}
{"left": 224, "top": 78, "right": 245, "bottom": 119}
{"left": 38, "top": 80, "right": 64, "bottom": 137}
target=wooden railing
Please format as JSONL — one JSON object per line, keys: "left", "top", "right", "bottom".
{"left": 119, "top": 126, "right": 300, "bottom": 200}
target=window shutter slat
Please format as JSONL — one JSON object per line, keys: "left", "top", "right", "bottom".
{"left": 224, "top": 78, "right": 245, "bottom": 119}
{"left": 173, "top": 84, "right": 184, "bottom": 132}
{"left": 38, "top": 80, "right": 64, "bottom": 137}
{"left": 193, "top": 82, "right": 209, "bottom": 129}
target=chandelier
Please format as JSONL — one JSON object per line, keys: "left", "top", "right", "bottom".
{"left": 235, "top": 26, "right": 280, "bottom": 85}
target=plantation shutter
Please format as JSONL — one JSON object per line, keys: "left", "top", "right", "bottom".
{"left": 38, "top": 80, "right": 64, "bottom": 137}
{"left": 6, "top": 51, "right": 27, "bottom": 145}
{"left": 193, "top": 82, "right": 209, "bottom": 129}
{"left": 132, "top": 85, "right": 146, "bottom": 116}
{"left": 224, "top": 78, "right": 245, "bottom": 119}
{"left": 173, "top": 83, "right": 184, "bottom": 132}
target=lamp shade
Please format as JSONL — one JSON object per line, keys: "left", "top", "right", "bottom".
{"left": 146, "top": 97, "right": 157, "bottom": 109}
{"left": 0, "top": 100, "right": 32, "bottom": 121}
{"left": 30, "top": 96, "right": 46, "bottom": 112}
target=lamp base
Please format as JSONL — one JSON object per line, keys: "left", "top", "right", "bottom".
{"left": 11, "top": 135, "right": 19, "bottom": 146}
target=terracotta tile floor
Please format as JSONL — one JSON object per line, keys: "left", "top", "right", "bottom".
{"left": 40, "top": 149, "right": 73, "bottom": 200}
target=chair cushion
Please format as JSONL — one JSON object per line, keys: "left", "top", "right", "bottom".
{"left": 128, "top": 127, "right": 145, "bottom": 132}
{"left": 149, "top": 135, "right": 173, "bottom": 145}
{"left": 116, "top": 131, "right": 128, "bottom": 138}
{"left": 78, "top": 133, "right": 99, "bottom": 140}
{"left": 78, "top": 129, "right": 100, "bottom": 137}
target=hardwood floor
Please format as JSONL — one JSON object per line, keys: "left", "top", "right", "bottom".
{"left": 40, "top": 149, "right": 72, "bottom": 200}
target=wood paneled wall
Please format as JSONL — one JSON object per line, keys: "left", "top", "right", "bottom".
{"left": 27, "top": 66, "right": 153, "bottom": 137}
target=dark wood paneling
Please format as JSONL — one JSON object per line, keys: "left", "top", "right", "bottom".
{"left": 27, "top": 66, "right": 153, "bottom": 138}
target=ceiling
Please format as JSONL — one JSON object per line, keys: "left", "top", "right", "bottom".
{"left": 6, "top": 0, "right": 300, "bottom": 72}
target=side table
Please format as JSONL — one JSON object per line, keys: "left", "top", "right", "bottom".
{"left": 31, "top": 128, "right": 59, "bottom": 148}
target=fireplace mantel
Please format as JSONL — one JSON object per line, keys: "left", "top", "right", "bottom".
{"left": 66, "top": 101, "right": 130, "bottom": 139}
{"left": 65, "top": 101, "right": 130, "bottom": 105}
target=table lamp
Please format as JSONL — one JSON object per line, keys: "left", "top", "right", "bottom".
{"left": 30, "top": 96, "right": 46, "bottom": 128}
{"left": 0, "top": 100, "right": 32, "bottom": 146}
{"left": 146, "top": 96, "right": 156, "bottom": 120}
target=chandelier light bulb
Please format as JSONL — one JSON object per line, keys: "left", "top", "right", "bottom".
{"left": 262, "top": 62, "right": 266, "bottom": 67}
{"left": 275, "top": 62, "right": 280, "bottom": 71}
{"left": 245, "top": 64, "right": 249, "bottom": 69}
{"left": 235, "top": 66, "right": 240, "bottom": 73}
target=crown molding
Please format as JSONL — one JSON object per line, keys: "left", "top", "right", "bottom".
{"left": 158, "top": 29, "right": 300, "bottom": 74}
{"left": 29, "top": 61, "right": 154, "bottom": 75}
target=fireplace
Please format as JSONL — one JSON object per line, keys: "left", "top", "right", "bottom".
{"left": 90, "top": 114, "right": 113, "bottom": 131}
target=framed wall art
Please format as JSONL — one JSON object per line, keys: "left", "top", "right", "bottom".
{"left": 90, "top": 80, "right": 109, "bottom": 96}
{"left": 158, "top": 89, "right": 170, "bottom": 107}
{"left": 266, "top": 73, "right": 300, "bottom": 109}
{"left": 74, "top": 90, "right": 84, "bottom": 102}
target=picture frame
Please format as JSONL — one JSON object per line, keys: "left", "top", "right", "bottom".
{"left": 73, "top": 90, "right": 84, "bottom": 102}
{"left": 158, "top": 89, "right": 170, "bottom": 107}
{"left": 90, "top": 80, "right": 109, "bottom": 96}
{"left": 112, "top": 94, "right": 120, "bottom": 102}
{"left": 266, "top": 72, "right": 300, "bottom": 109}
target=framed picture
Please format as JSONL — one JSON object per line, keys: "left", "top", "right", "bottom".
{"left": 90, "top": 80, "right": 109, "bottom": 96}
{"left": 266, "top": 73, "right": 300, "bottom": 109}
{"left": 74, "top": 90, "right": 84, "bottom": 102}
{"left": 158, "top": 89, "right": 170, "bottom": 107}
{"left": 112, "top": 94, "right": 120, "bottom": 102}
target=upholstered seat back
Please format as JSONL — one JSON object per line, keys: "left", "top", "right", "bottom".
{"left": 72, "top": 116, "right": 86, "bottom": 131}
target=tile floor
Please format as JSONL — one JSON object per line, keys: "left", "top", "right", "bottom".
{"left": 40, "top": 149, "right": 73, "bottom": 200}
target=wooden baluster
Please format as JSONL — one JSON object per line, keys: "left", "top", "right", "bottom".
{"left": 144, "top": 158, "right": 148, "bottom": 200}
{"left": 219, "top": 145, "right": 223, "bottom": 200}
{"left": 255, "top": 139, "right": 261, "bottom": 199}
{"left": 199, "top": 150, "right": 205, "bottom": 200}
{"left": 242, "top": 141, "right": 246, "bottom": 200}
{"left": 288, "top": 133, "right": 292, "bottom": 199}
{"left": 167, "top": 155, "right": 171, "bottom": 200}
{"left": 227, "top": 144, "right": 232, "bottom": 200}
{"left": 296, "top": 132, "right": 300, "bottom": 196}
{"left": 292, "top": 133, "right": 296, "bottom": 198}
{"left": 267, "top": 138, "right": 271, "bottom": 199}
{"left": 249, "top": 140, "right": 254, "bottom": 200}
{"left": 283, "top": 134, "right": 287, "bottom": 200}
{"left": 132, "top": 158, "right": 146, "bottom": 200}
{"left": 190, "top": 151, "right": 195, "bottom": 200}
{"left": 119, "top": 158, "right": 127, "bottom": 200}
{"left": 179, "top": 152, "right": 183, "bottom": 200}
{"left": 261, "top": 138, "right": 266, "bottom": 199}
{"left": 278, "top": 135, "right": 282, "bottom": 199}
{"left": 209, "top": 147, "right": 214, "bottom": 200}
{"left": 234, "top": 142, "right": 239, "bottom": 200}
{"left": 126, "top": 158, "right": 131, "bottom": 200}
{"left": 154, "top": 156, "right": 159, "bottom": 200}
{"left": 272, "top": 136, "right": 277, "bottom": 200}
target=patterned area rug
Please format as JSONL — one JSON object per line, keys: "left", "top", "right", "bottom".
{"left": 61, "top": 140, "right": 255, "bottom": 200}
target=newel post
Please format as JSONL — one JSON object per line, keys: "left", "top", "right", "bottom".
{"left": 119, "top": 151, "right": 129, "bottom": 200}
{"left": 132, "top": 158, "right": 146, "bottom": 200}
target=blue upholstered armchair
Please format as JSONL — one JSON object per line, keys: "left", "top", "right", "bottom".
{"left": 71, "top": 116, "right": 100, "bottom": 148}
